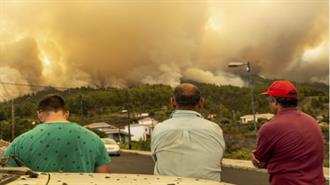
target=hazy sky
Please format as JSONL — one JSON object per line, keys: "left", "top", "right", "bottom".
{"left": 0, "top": 0, "right": 328, "bottom": 99}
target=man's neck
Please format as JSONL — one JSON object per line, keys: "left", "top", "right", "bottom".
{"left": 43, "top": 117, "right": 69, "bottom": 124}
{"left": 276, "top": 106, "right": 283, "bottom": 114}
{"left": 176, "top": 106, "right": 198, "bottom": 111}
{"left": 277, "top": 106, "right": 297, "bottom": 114}
{"left": 175, "top": 106, "right": 198, "bottom": 112}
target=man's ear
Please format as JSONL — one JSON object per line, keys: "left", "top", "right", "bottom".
{"left": 37, "top": 111, "right": 44, "bottom": 122}
{"left": 171, "top": 97, "right": 176, "bottom": 108}
{"left": 64, "top": 111, "right": 70, "bottom": 119}
{"left": 197, "top": 98, "right": 204, "bottom": 109}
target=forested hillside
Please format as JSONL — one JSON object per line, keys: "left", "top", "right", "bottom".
{"left": 0, "top": 76, "right": 328, "bottom": 164}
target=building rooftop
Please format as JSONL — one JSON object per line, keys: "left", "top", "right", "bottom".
{"left": 138, "top": 117, "right": 159, "bottom": 125}
{"left": 84, "top": 122, "right": 116, "bottom": 129}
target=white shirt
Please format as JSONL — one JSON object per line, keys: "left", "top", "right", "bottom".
{"left": 151, "top": 110, "right": 226, "bottom": 181}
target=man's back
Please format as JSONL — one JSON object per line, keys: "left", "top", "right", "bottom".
{"left": 3, "top": 122, "right": 110, "bottom": 172}
{"left": 151, "top": 110, "right": 225, "bottom": 181}
{"left": 255, "top": 108, "right": 325, "bottom": 184}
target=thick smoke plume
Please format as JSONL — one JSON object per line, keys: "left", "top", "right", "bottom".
{"left": 0, "top": 0, "right": 328, "bottom": 100}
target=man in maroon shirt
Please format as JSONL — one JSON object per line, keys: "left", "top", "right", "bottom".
{"left": 251, "top": 80, "right": 325, "bottom": 185}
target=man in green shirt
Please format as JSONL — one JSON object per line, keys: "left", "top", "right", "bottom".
{"left": 2, "top": 95, "right": 111, "bottom": 173}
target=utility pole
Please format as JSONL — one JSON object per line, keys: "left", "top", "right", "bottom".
{"left": 228, "top": 61, "right": 258, "bottom": 138}
{"left": 127, "top": 110, "right": 131, "bottom": 150}
{"left": 246, "top": 62, "right": 257, "bottom": 136}
{"left": 80, "top": 94, "right": 83, "bottom": 117}
{"left": 123, "top": 89, "right": 132, "bottom": 150}
{"left": 122, "top": 109, "right": 132, "bottom": 149}
{"left": 11, "top": 99, "right": 15, "bottom": 141}
{"left": 150, "top": 112, "right": 155, "bottom": 133}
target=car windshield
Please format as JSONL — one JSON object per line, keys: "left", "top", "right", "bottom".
{"left": 102, "top": 139, "right": 116, "bottom": 145}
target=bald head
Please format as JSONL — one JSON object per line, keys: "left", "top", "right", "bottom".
{"left": 173, "top": 83, "right": 202, "bottom": 109}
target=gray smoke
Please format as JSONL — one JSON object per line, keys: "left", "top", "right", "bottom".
{"left": 0, "top": 0, "right": 328, "bottom": 100}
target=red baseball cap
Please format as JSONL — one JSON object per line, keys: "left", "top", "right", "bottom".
{"left": 261, "top": 80, "right": 298, "bottom": 98}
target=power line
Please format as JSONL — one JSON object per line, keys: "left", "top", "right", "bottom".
{"left": 0, "top": 81, "right": 72, "bottom": 102}
{"left": 0, "top": 82, "right": 12, "bottom": 98}
{"left": 0, "top": 81, "right": 69, "bottom": 90}
{"left": 0, "top": 95, "right": 6, "bottom": 101}
{"left": 0, "top": 90, "right": 7, "bottom": 101}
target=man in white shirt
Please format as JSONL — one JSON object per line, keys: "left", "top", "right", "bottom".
{"left": 151, "top": 83, "right": 226, "bottom": 181}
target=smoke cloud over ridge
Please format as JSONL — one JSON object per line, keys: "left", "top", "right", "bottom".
{"left": 0, "top": 0, "right": 328, "bottom": 99}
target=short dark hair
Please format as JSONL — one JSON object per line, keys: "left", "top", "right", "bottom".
{"left": 174, "top": 84, "right": 201, "bottom": 107}
{"left": 38, "top": 94, "right": 67, "bottom": 112}
{"left": 274, "top": 97, "right": 298, "bottom": 108}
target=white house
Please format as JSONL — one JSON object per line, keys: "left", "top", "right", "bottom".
{"left": 84, "top": 122, "right": 129, "bottom": 143}
{"left": 124, "top": 117, "right": 159, "bottom": 141}
{"left": 240, "top": 113, "right": 274, "bottom": 124}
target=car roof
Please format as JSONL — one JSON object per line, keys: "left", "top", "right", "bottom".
{"left": 7, "top": 172, "right": 235, "bottom": 185}
{"left": 101, "top": 138, "right": 116, "bottom": 142}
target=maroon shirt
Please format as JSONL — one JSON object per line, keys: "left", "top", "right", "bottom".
{"left": 254, "top": 108, "right": 325, "bottom": 185}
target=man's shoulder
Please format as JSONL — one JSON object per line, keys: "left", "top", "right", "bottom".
{"left": 14, "top": 127, "right": 38, "bottom": 140}
{"left": 199, "top": 117, "right": 220, "bottom": 126}
{"left": 260, "top": 119, "right": 276, "bottom": 129}
{"left": 259, "top": 117, "right": 286, "bottom": 135}
{"left": 5, "top": 128, "right": 36, "bottom": 151}
{"left": 155, "top": 116, "right": 221, "bottom": 132}
{"left": 154, "top": 118, "right": 175, "bottom": 132}
{"left": 71, "top": 123, "right": 101, "bottom": 138}
{"left": 296, "top": 110, "right": 317, "bottom": 122}
{"left": 56, "top": 123, "right": 103, "bottom": 147}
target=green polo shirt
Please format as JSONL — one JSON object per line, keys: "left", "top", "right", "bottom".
{"left": 2, "top": 122, "right": 111, "bottom": 172}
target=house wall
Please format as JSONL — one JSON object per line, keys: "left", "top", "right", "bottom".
{"left": 241, "top": 116, "right": 254, "bottom": 124}
{"left": 124, "top": 126, "right": 149, "bottom": 141}
{"left": 139, "top": 119, "right": 153, "bottom": 125}
{"left": 240, "top": 114, "right": 274, "bottom": 124}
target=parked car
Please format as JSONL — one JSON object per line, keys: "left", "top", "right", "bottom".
{"left": 101, "top": 138, "right": 120, "bottom": 156}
